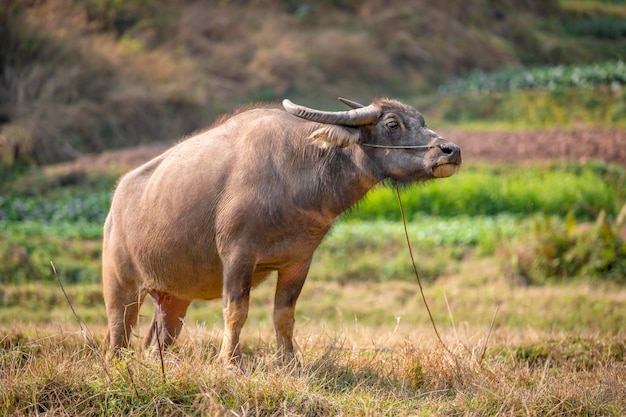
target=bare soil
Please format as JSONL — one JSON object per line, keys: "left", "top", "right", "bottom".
{"left": 52, "top": 128, "right": 625, "bottom": 175}
{"left": 442, "top": 128, "right": 625, "bottom": 166}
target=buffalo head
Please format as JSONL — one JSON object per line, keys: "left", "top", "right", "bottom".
{"left": 283, "top": 97, "right": 462, "bottom": 182}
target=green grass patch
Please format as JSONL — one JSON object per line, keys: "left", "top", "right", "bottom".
{"left": 3, "top": 210, "right": 622, "bottom": 287}
{"left": 351, "top": 162, "right": 624, "bottom": 220}
{"left": 559, "top": 0, "right": 626, "bottom": 19}
{"left": 310, "top": 216, "right": 521, "bottom": 285}
{"left": 0, "top": 219, "right": 103, "bottom": 285}
{"left": 0, "top": 215, "right": 518, "bottom": 286}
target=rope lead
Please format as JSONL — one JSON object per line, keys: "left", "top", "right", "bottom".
{"left": 395, "top": 187, "right": 454, "bottom": 357}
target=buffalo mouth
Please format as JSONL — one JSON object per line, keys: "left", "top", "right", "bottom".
{"left": 432, "top": 162, "right": 461, "bottom": 178}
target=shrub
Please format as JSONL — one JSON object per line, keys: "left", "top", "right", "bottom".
{"left": 510, "top": 208, "right": 626, "bottom": 284}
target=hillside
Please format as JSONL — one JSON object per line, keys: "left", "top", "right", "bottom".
{"left": 1, "top": 0, "right": 624, "bottom": 166}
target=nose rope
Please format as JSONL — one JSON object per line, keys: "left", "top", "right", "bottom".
{"left": 361, "top": 144, "right": 438, "bottom": 150}
{"left": 394, "top": 187, "right": 455, "bottom": 359}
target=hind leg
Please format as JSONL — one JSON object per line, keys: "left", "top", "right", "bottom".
{"left": 103, "top": 273, "right": 146, "bottom": 355}
{"left": 144, "top": 290, "right": 191, "bottom": 350}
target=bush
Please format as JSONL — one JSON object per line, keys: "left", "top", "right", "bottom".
{"left": 510, "top": 208, "right": 626, "bottom": 284}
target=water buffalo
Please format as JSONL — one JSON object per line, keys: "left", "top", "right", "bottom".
{"left": 102, "top": 97, "right": 462, "bottom": 363}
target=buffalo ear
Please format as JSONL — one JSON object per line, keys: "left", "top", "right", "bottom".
{"left": 308, "top": 125, "right": 360, "bottom": 148}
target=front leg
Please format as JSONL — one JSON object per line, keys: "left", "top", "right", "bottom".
{"left": 274, "top": 258, "right": 312, "bottom": 364}
{"left": 219, "top": 258, "right": 255, "bottom": 363}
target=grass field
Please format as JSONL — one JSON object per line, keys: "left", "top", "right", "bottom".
{"left": 2, "top": 267, "right": 625, "bottom": 415}
{"left": 1, "top": 159, "right": 625, "bottom": 415}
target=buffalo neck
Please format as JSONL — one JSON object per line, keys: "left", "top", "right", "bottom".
{"left": 286, "top": 145, "right": 381, "bottom": 219}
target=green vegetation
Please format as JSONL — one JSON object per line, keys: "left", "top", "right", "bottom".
{"left": 0, "top": 228, "right": 101, "bottom": 285}
{"left": 424, "top": 61, "right": 626, "bottom": 127}
{"left": 357, "top": 163, "right": 624, "bottom": 220}
{"left": 511, "top": 210, "right": 626, "bottom": 284}
{"left": 438, "top": 61, "right": 626, "bottom": 95}
{"left": 2, "top": 163, "right": 623, "bottom": 224}
{"left": 562, "top": 17, "right": 626, "bottom": 39}
{"left": 560, "top": 0, "right": 626, "bottom": 37}
{"left": 1, "top": 162, "right": 624, "bottom": 286}
{"left": 1, "top": 181, "right": 109, "bottom": 219}
{"left": 0, "top": 191, "right": 110, "bottom": 224}
{"left": 424, "top": 87, "right": 626, "bottom": 127}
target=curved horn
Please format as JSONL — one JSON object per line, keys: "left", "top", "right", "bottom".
{"left": 338, "top": 97, "right": 365, "bottom": 109}
{"left": 283, "top": 99, "right": 379, "bottom": 126}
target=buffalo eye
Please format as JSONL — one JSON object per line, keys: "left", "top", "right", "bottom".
{"left": 386, "top": 120, "right": 400, "bottom": 130}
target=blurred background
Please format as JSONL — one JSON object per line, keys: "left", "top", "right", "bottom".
{"left": 1, "top": 0, "right": 624, "bottom": 165}
{"left": 0, "top": 0, "right": 624, "bottom": 321}
{"left": 1, "top": 4, "right": 625, "bottom": 414}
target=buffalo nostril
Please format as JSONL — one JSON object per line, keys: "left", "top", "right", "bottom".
{"left": 439, "top": 143, "right": 462, "bottom": 163}
{"left": 439, "top": 144, "right": 457, "bottom": 154}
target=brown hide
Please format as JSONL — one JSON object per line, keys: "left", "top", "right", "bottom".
{"left": 102, "top": 99, "right": 461, "bottom": 362}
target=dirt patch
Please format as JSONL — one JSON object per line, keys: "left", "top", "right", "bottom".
{"left": 47, "top": 143, "right": 171, "bottom": 176}
{"left": 51, "top": 128, "right": 625, "bottom": 176}
{"left": 441, "top": 128, "right": 625, "bottom": 166}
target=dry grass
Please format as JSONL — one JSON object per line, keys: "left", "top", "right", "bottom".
{"left": 1, "top": 322, "right": 624, "bottom": 416}
{"left": 2, "top": 266, "right": 625, "bottom": 416}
